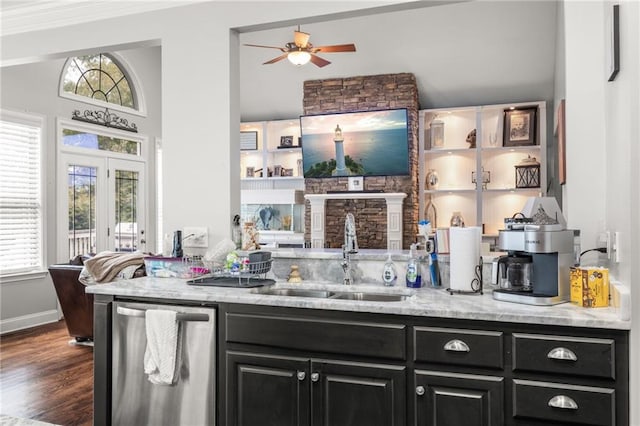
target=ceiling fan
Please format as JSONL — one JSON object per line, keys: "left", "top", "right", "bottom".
{"left": 244, "top": 26, "right": 356, "bottom": 68}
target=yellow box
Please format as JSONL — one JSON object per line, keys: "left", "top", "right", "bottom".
{"left": 570, "top": 267, "right": 610, "bottom": 308}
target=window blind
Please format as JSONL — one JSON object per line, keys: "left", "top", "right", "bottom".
{"left": 0, "top": 111, "right": 43, "bottom": 275}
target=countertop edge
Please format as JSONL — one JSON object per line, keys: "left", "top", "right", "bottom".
{"left": 85, "top": 277, "right": 631, "bottom": 331}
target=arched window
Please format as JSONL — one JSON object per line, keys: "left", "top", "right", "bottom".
{"left": 60, "top": 53, "right": 144, "bottom": 115}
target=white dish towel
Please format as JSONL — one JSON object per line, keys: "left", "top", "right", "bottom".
{"left": 143, "top": 309, "right": 182, "bottom": 385}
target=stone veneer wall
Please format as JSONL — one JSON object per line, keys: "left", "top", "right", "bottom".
{"left": 303, "top": 73, "right": 419, "bottom": 249}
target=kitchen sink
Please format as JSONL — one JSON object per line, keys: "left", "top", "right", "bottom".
{"left": 255, "top": 287, "right": 410, "bottom": 302}
{"left": 257, "top": 288, "right": 335, "bottom": 298}
{"left": 330, "top": 292, "right": 408, "bottom": 302}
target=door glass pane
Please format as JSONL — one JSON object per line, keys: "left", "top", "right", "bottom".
{"left": 68, "top": 165, "right": 97, "bottom": 258}
{"left": 114, "top": 169, "right": 138, "bottom": 252}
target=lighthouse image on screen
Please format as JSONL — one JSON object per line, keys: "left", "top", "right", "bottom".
{"left": 300, "top": 108, "right": 410, "bottom": 178}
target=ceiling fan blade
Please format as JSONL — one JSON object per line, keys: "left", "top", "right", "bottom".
{"left": 244, "top": 43, "right": 286, "bottom": 51}
{"left": 309, "top": 54, "right": 331, "bottom": 68}
{"left": 312, "top": 44, "right": 356, "bottom": 53}
{"left": 294, "top": 30, "right": 310, "bottom": 48}
{"left": 263, "top": 53, "right": 289, "bottom": 65}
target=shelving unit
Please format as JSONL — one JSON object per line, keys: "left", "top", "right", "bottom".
{"left": 419, "top": 101, "right": 546, "bottom": 237}
{"left": 240, "top": 119, "right": 304, "bottom": 191}
{"left": 240, "top": 119, "right": 305, "bottom": 247}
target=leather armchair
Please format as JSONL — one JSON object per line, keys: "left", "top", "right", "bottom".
{"left": 48, "top": 264, "right": 93, "bottom": 342}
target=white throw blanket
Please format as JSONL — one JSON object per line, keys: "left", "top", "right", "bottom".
{"left": 143, "top": 309, "right": 182, "bottom": 385}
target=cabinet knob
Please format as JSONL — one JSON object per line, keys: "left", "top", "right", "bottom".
{"left": 547, "top": 347, "right": 578, "bottom": 362}
{"left": 311, "top": 372, "right": 320, "bottom": 382}
{"left": 444, "top": 339, "right": 470, "bottom": 352}
{"left": 416, "top": 386, "right": 425, "bottom": 396}
{"left": 297, "top": 371, "right": 306, "bottom": 381}
{"left": 548, "top": 395, "right": 578, "bottom": 410}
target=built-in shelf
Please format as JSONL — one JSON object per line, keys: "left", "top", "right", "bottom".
{"left": 419, "top": 101, "right": 547, "bottom": 232}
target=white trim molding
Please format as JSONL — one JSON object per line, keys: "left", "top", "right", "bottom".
{"left": 0, "top": 309, "right": 60, "bottom": 335}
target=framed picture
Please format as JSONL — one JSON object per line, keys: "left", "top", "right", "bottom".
{"left": 280, "top": 135, "right": 294, "bottom": 148}
{"left": 557, "top": 99, "right": 566, "bottom": 185}
{"left": 245, "top": 166, "right": 255, "bottom": 178}
{"left": 606, "top": 4, "right": 620, "bottom": 81}
{"left": 503, "top": 107, "right": 537, "bottom": 147}
{"left": 348, "top": 176, "right": 363, "bottom": 191}
{"left": 240, "top": 131, "right": 258, "bottom": 151}
{"left": 282, "top": 168, "right": 294, "bottom": 177}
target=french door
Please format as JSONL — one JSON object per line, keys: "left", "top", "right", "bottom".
{"left": 57, "top": 153, "right": 146, "bottom": 262}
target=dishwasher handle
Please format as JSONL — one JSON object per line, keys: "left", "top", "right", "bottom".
{"left": 116, "top": 306, "right": 210, "bottom": 322}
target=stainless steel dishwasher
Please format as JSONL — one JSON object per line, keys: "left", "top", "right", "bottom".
{"left": 112, "top": 301, "right": 216, "bottom": 425}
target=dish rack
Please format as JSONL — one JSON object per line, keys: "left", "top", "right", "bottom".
{"left": 189, "top": 252, "right": 274, "bottom": 288}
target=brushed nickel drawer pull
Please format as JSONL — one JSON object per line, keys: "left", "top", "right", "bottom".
{"left": 297, "top": 371, "right": 306, "bottom": 381}
{"left": 311, "top": 372, "right": 320, "bottom": 382}
{"left": 547, "top": 347, "right": 578, "bottom": 361}
{"left": 444, "top": 339, "right": 470, "bottom": 352}
{"left": 548, "top": 395, "right": 578, "bottom": 410}
{"left": 416, "top": 386, "right": 425, "bottom": 396}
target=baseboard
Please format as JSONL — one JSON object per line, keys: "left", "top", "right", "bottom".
{"left": 0, "top": 309, "right": 60, "bottom": 335}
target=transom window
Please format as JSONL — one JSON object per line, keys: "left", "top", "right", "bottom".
{"left": 61, "top": 53, "right": 141, "bottom": 114}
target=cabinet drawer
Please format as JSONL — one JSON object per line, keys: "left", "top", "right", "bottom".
{"left": 226, "top": 312, "right": 406, "bottom": 360}
{"left": 512, "top": 333, "right": 615, "bottom": 379}
{"left": 413, "top": 326, "right": 503, "bottom": 369}
{"left": 513, "top": 379, "right": 615, "bottom": 426}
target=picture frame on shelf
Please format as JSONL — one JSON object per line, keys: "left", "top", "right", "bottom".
{"left": 348, "top": 176, "right": 364, "bottom": 191}
{"left": 245, "top": 166, "right": 255, "bottom": 178}
{"left": 503, "top": 107, "right": 537, "bottom": 147}
{"left": 282, "top": 168, "right": 294, "bottom": 177}
{"left": 279, "top": 135, "right": 294, "bottom": 148}
{"left": 240, "top": 131, "right": 258, "bottom": 151}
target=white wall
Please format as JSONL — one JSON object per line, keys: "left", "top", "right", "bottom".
{"left": 563, "top": 1, "right": 639, "bottom": 423}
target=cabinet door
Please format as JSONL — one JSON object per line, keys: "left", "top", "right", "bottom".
{"left": 415, "top": 370, "right": 503, "bottom": 426}
{"left": 311, "top": 359, "right": 406, "bottom": 426}
{"left": 226, "top": 351, "right": 310, "bottom": 426}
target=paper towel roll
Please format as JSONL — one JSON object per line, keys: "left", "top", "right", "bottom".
{"left": 449, "top": 227, "right": 481, "bottom": 291}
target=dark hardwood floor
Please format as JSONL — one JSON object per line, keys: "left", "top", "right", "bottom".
{"left": 0, "top": 320, "right": 93, "bottom": 426}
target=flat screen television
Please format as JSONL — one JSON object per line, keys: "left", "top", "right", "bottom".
{"left": 300, "top": 108, "right": 410, "bottom": 178}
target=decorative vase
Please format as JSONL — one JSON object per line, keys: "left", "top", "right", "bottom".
{"left": 424, "top": 195, "right": 438, "bottom": 228}
{"left": 450, "top": 211, "right": 465, "bottom": 227}
{"left": 426, "top": 169, "right": 439, "bottom": 190}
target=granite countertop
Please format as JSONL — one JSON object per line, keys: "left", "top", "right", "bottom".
{"left": 86, "top": 276, "right": 631, "bottom": 330}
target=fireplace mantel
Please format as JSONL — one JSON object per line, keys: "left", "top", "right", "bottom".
{"left": 304, "top": 192, "right": 408, "bottom": 249}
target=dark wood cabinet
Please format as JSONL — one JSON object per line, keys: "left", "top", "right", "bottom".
{"left": 226, "top": 351, "right": 406, "bottom": 426}
{"left": 312, "top": 359, "right": 406, "bottom": 426}
{"left": 219, "top": 304, "right": 628, "bottom": 426}
{"left": 415, "top": 369, "right": 504, "bottom": 426}
{"left": 226, "top": 351, "right": 309, "bottom": 426}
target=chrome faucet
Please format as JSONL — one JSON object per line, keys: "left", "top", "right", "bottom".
{"left": 341, "top": 213, "right": 358, "bottom": 285}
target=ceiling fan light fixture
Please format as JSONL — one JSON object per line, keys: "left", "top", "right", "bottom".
{"left": 287, "top": 50, "right": 311, "bottom": 66}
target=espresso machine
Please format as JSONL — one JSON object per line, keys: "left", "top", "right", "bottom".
{"left": 492, "top": 197, "right": 575, "bottom": 306}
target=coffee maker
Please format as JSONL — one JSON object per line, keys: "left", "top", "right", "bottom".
{"left": 492, "top": 197, "right": 576, "bottom": 306}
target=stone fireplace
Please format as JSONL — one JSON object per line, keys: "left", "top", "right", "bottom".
{"left": 303, "top": 73, "right": 420, "bottom": 249}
